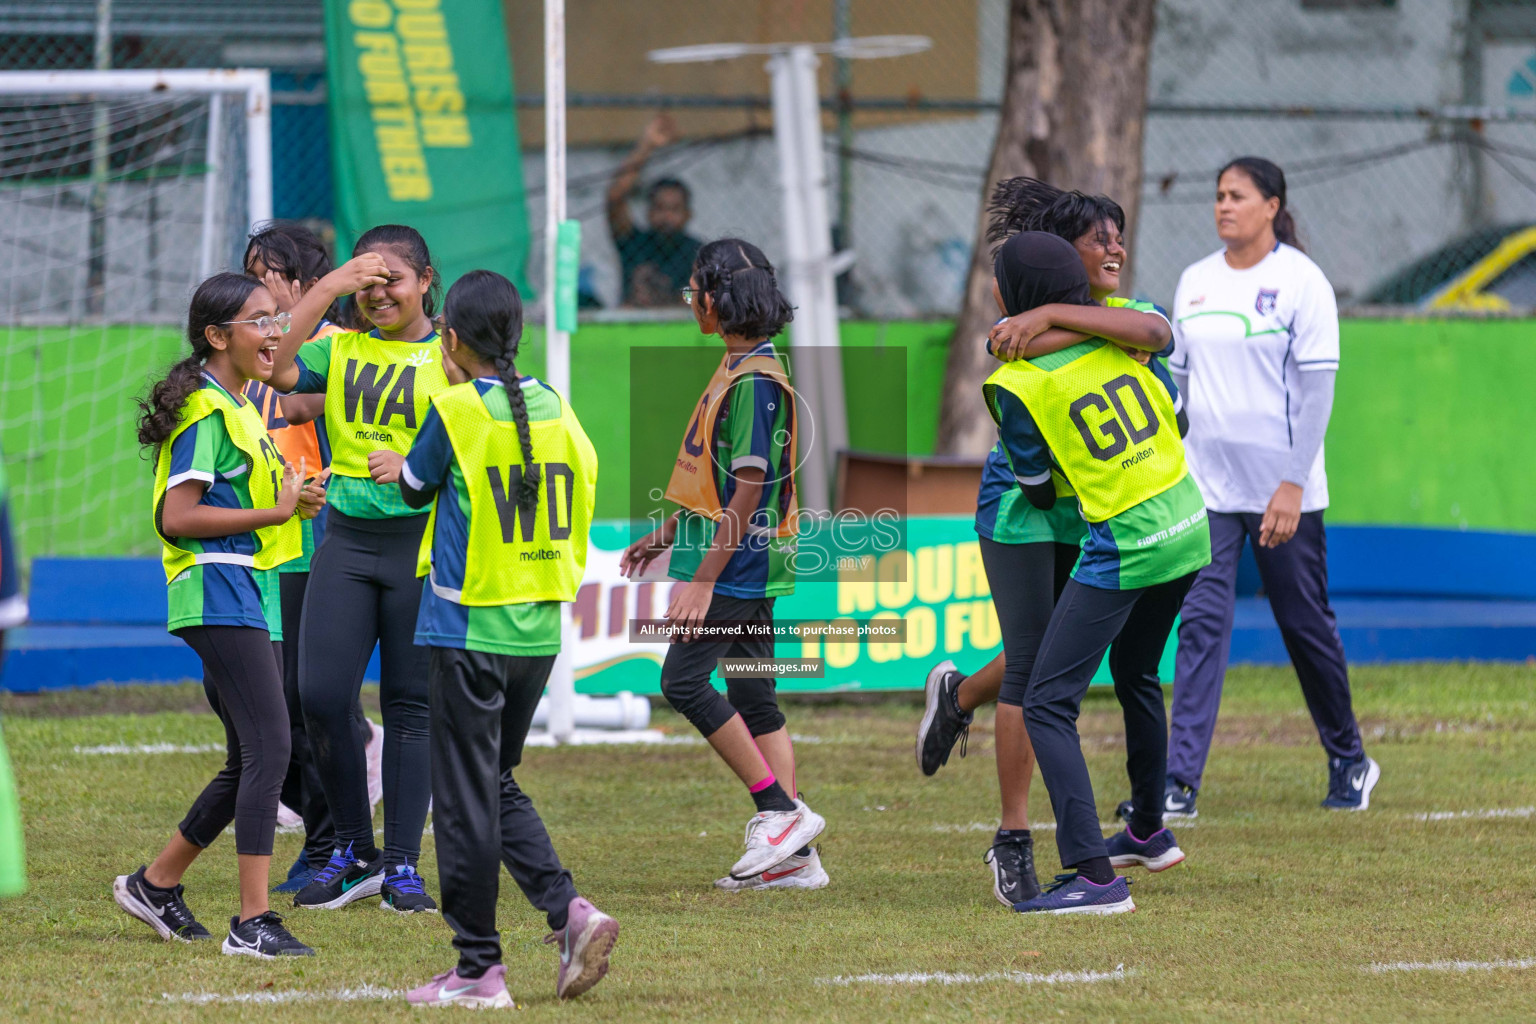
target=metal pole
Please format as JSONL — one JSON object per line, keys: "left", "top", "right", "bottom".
{"left": 545, "top": 0, "right": 569, "bottom": 395}
{"left": 197, "top": 93, "right": 222, "bottom": 280}
{"left": 544, "top": 0, "right": 575, "bottom": 744}
{"left": 768, "top": 50, "right": 830, "bottom": 514}
{"left": 833, "top": 0, "right": 853, "bottom": 249}
{"left": 85, "top": 0, "right": 111, "bottom": 316}
{"left": 244, "top": 70, "right": 273, "bottom": 230}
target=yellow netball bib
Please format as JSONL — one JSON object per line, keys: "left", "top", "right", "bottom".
{"left": 151, "top": 387, "right": 301, "bottom": 583}
{"left": 416, "top": 382, "right": 598, "bottom": 605}
{"left": 984, "top": 342, "right": 1187, "bottom": 523}
{"left": 324, "top": 332, "right": 450, "bottom": 478}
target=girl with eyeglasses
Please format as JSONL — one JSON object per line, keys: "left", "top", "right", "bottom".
{"left": 114, "top": 273, "right": 329, "bottom": 958}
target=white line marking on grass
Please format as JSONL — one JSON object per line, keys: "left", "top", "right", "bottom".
{"left": 1368, "top": 959, "right": 1536, "bottom": 974}
{"left": 1413, "top": 807, "right": 1535, "bottom": 822}
{"left": 74, "top": 743, "right": 224, "bottom": 755}
{"left": 161, "top": 984, "right": 401, "bottom": 1005}
{"left": 821, "top": 965, "right": 1130, "bottom": 987}
{"left": 930, "top": 820, "right": 1178, "bottom": 834}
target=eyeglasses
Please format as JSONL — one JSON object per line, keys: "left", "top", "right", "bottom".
{"left": 224, "top": 311, "right": 292, "bottom": 336}
{"left": 680, "top": 286, "right": 696, "bottom": 306}
{"left": 431, "top": 315, "right": 449, "bottom": 333}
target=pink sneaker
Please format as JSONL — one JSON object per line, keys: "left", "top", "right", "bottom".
{"left": 405, "top": 963, "right": 513, "bottom": 1008}
{"left": 545, "top": 897, "right": 618, "bottom": 999}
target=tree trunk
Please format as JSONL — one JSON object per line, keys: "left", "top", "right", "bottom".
{"left": 934, "top": 0, "right": 1157, "bottom": 456}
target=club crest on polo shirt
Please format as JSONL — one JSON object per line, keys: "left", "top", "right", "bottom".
{"left": 1255, "top": 288, "right": 1279, "bottom": 316}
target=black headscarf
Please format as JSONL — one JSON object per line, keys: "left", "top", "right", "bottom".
{"left": 993, "top": 231, "right": 1092, "bottom": 317}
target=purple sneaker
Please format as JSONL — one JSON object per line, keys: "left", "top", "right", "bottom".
{"left": 544, "top": 896, "right": 619, "bottom": 999}
{"left": 406, "top": 963, "right": 513, "bottom": 1008}
{"left": 1013, "top": 873, "right": 1135, "bottom": 916}
{"left": 1106, "top": 826, "right": 1186, "bottom": 872}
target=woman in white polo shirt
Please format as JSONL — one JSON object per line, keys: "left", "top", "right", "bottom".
{"left": 1160, "top": 157, "right": 1379, "bottom": 815}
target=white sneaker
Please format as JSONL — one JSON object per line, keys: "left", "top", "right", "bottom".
{"left": 716, "top": 847, "right": 829, "bottom": 891}
{"left": 365, "top": 719, "right": 385, "bottom": 814}
{"left": 729, "top": 798, "right": 826, "bottom": 880}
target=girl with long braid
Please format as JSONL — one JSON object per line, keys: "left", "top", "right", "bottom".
{"left": 395, "top": 270, "right": 615, "bottom": 1008}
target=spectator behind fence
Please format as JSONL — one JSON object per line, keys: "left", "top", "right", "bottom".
{"left": 606, "top": 114, "right": 704, "bottom": 307}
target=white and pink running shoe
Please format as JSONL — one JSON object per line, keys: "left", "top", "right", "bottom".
{"left": 406, "top": 963, "right": 514, "bottom": 1008}
{"left": 729, "top": 798, "right": 826, "bottom": 880}
{"left": 545, "top": 896, "right": 618, "bottom": 999}
{"left": 715, "top": 847, "right": 829, "bottom": 891}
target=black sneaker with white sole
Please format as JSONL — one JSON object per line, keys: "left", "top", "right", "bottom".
{"left": 983, "top": 835, "right": 1040, "bottom": 907}
{"left": 1118, "top": 779, "right": 1198, "bottom": 823}
{"left": 380, "top": 864, "right": 438, "bottom": 913}
{"left": 292, "top": 842, "right": 384, "bottom": 910}
{"left": 222, "top": 911, "right": 315, "bottom": 958}
{"left": 112, "top": 866, "right": 212, "bottom": 942}
{"left": 917, "top": 660, "right": 973, "bottom": 776}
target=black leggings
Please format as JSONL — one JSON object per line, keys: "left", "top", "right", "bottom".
{"left": 175, "top": 626, "right": 290, "bottom": 857}
{"left": 298, "top": 509, "right": 431, "bottom": 867}
{"left": 979, "top": 538, "right": 1078, "bottom": 708}
{"left": 430, "top": 646, "right": 577, "bottom": 976}
{"left": 659, "top": 594, "right": 784, "bottom": 737}
{"left": 1024, "top": 574, "right": 1196, "bottom": 869}
{"left": 278, "top": 570, "right": 373, "bottom": 868}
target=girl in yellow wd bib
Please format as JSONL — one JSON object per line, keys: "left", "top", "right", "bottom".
{"left": 392, "top": 271, "right": 615, "bottom": 1008}
{"left": 266, "top": 224, "right": 447, "bottom": 913}
{"left": 620, "top": 238, "right": 827, "bottom": 891}
{"left": 114, "top": 273, "right": 326, "bottom": 958}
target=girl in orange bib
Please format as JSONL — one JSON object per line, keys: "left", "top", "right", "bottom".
{"left": 620, "top": 238, "right": 827, "bottom": 891}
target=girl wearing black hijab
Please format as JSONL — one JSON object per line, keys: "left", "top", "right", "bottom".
{"left": 983, "top": 233, "right": 1210, "bottom": 916}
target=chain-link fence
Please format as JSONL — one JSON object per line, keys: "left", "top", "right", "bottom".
{"left": 6, "top": 0, "right": 1536, "bottom": 318}
{"left": 0, "top": 0, "right": 331, "bottom": 225}
{"left": 518, "top": 0, "right": 1536, "bottom": 319}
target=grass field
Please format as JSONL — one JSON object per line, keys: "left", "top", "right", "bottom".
{"left": 5, "top": 664, "right": 1536, "bottom": 1022}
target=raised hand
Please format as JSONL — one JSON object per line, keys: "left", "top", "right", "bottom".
{"left": 275, "top": 457, "right": 305, "bottom": 520}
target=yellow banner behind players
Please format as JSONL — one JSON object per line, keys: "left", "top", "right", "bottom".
{"left": 347, "top": 0, "right": 474, "bottom": 203}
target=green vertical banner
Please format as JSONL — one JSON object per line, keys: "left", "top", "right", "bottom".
{"left": 554, "top": 219, "right": 581, "bottom": 333}
{"left": 325, "top": 0, "right": 530, "bottom": 294}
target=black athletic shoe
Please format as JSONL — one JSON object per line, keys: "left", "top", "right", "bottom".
{"left": 983, "top": 835, "right": 1040, "bottom": 907}
{"left": 112, "top": 866, "right": 213, "bottom": 942}
{"left": 292, "top": 842, "right": 384, "bottom": 910}
{"left": 380, "top": 864, "right": 438, "bottom": 914}
{"left": 221, "top": 911, "right": 315, "bottom": 958}
{"left": 917, "top": 660, "right": 973, "bottom": 776}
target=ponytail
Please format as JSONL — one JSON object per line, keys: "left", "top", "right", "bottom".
{"left": 137, "top": 272, "right": 260, "bottom": 452}
{"left": 441, "top": 269, "right": 539, "bottom": 515}
{"left": 1219, "top": 156, "right": 1302, "bottom": 252}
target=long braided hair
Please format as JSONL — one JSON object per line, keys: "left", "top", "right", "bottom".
{"left": 441, "top": 270, "right": 539, "bottom": 515}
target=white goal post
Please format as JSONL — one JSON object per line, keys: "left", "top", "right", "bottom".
{"left": 0, "top": 67, "right": 273, "bottom": 282}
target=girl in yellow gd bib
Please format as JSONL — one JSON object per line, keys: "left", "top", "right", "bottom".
{"left": 620, "top": 238, "right": 828, "bottom": 891}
